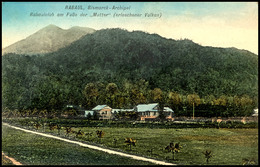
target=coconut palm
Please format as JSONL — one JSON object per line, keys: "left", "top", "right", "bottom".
{"left": 76, "top": 129, "right": 84, "bottom": 138}
{"left": 65, "top": 126, "right": 72, "bottom": 137}
{"left": 202, "top": 150, "right": 213, "bottom": 164}
{"left": 124, "top": 138, "right": 136, "bottom": 151}
{"left": 96, "top": 130, "right": 105, "bottom": 143}
{"left": 165, "top": 142, "right": 174, "bottom": 152}
{"left": 165, "top": 142, "right": 181, "bottom": 160}
{"left": 33, "top": 121, "right": 41, "bottom": 131}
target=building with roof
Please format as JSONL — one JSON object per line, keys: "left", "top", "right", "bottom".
{"left": 92, "top": 105, "right": 112, "bottom": 120}
{"left": 134, "top": 103, "right": 174, "bottom": 121}
{"left": 64, "top": 103, "right": 173, "bottom": 121}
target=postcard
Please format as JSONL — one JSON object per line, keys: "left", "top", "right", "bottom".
{"left": 2, "top": 2, "right": 258, "bottom": 166}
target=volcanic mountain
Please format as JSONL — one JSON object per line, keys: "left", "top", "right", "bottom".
{"left": 2, "top": 24, "right": 95, "bottom": 55}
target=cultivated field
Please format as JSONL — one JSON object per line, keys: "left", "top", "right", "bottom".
{"left": 2, "top": 125, "right": 154, "bottom": 165}
{"left": 2, "top": 118, "right": 258, "bottom": 165}
{"left": 52, "top": 126, "right": 258, "bottom": 165}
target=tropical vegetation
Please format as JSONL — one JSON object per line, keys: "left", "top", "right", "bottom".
{"left": 2, "top": 28, "right": 258, "bottom": 117}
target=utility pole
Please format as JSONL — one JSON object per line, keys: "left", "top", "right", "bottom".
{"left": 193, "top": 102, "right": 195, "bottom": 120}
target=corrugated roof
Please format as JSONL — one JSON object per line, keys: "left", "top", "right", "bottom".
{"left": 136, "top": 103, "right": 158, "bottom": 112}
{"left": 92, "top": 105, "right": 108, "bottom": 110}
{"left": 164, "top": 107, "right": 174, "bottom": 112}
{"left": 135, "top": 103, "right": 174, "bottom": 113}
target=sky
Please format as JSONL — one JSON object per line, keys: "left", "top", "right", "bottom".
{"left": 2, "top": 2, "right": 258, "bottom": 54}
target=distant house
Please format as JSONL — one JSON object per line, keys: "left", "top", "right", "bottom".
{"left": 92, "top": 105, "right": 112, "bottom": 120}
{"left": 134, "top": 103, "right": 174, "bottom": 121}
{"left": 64, "top": 103, "right": 174, "bottom": 121}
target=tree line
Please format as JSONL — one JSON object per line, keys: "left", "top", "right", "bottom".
{"left": 2, "top": 74, "right": 257, "bottom": 117}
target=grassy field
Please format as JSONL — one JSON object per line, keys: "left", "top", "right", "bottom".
{"left": 2, "top": 122, "right": 258, "bottom": 165}
{"left": 2, "top": 125, "right": 154, "bottom": 165}
{"left": 45, "top": 126, "right": 258, "bottom": 165}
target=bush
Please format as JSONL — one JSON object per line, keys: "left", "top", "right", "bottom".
{"left": 2, "top": 117, "right": 258, "bottom": 129}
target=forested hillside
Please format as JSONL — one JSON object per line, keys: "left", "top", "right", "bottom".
{"left": 2, "top": 28, "right": 258, "bottom": 117}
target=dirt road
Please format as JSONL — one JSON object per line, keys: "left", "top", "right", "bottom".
{"left": 2, "top": 123, "right": 176, "bottom": 165}
{"left": 2, "top": 152, "right": 22, "bottom": 165}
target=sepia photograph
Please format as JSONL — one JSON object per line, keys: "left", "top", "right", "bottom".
{"left": 2, "top": 1, "right": 258, "bottom": 165}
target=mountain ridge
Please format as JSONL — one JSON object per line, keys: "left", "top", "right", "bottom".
{"left": 46, "top": 28, "right": 258, "bottom": 96}
{"left": 2, "top": 27, "right": 258, "bottom": 111}
{"left": 2, "top": 24, "right": 96, "bottom": 55}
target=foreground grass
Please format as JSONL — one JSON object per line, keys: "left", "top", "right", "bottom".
{"left": 55, "top": 126, "right": 258, "bottom": 165}
{"left": 2, "top": 125, "right": 154, "bottom": 165}
{"left": 2, "top": 122, "right": 258, "bottom": 165}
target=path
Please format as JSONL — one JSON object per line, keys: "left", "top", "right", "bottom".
{"left": 2, "top": 123, "right": 176, "bottom": 166}
{"left": 2, "top": 152, "right": 23, "bottom": 165}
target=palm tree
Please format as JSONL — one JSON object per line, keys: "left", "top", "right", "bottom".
{"left": 165, "top": 142, "right": 181, "bottom": 160}
{"left": 96, "top": 130, "right": 105, "bottom": 143}
{"left": 76, "top": 129, "right": 84, "bottom": 138}
{"left": 33, "top": 121, "right": 41, "bottom": 131}
{"left": 124, "top": 138, "right": 136, "bottom": 151}
{"left": 202, "top": 150, "right": 213, "bottom": 164}
{"left": 165, "top": 142, "right": 174, "bottom": 152}
{"left": 65, "top": 126, "right": 72, "bottom": 137}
